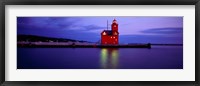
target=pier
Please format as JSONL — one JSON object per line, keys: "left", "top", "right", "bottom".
{"left": 17, "top": 42, "right": 151, "bottom": 48}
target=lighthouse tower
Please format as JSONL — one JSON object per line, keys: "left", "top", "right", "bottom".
{"left": 111, "top": 19, "right": 119, "bottom": 38}
{"left": 112, "top": 19, "right": 118, "bottom": 31}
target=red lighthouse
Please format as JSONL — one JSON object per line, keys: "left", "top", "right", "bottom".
{"left": 101, "top": 19, "right": 119, "bottom": 45}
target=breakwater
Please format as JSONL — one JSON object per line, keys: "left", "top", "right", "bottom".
{"left": 17, "top": 42, "right": 151, "bottom": 48}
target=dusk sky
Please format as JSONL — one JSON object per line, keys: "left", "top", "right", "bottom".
{"left": 17, "top": 17, "right": 183, "bottom": 44}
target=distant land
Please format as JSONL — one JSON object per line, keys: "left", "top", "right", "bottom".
{"left": 17, "top": 35, "right": 91, "bottom": 43}
{"left": 17, "top": 35, "right": 182, "bottom": 46}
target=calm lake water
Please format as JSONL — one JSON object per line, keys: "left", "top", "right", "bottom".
{"left": 17, "top": 46, "right": 183, "bottom": 69}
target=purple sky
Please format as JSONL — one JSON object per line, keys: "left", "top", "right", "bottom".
{"left": 17, "top": 17, "right": 183, "bottom": 44}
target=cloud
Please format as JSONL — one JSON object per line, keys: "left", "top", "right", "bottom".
{"left": 141, "top": 27, "right": 183, "bottom": 34}
{"left": 17, "top": 17, "right": 82, "bottom": 30}
{"left": 66, "top": 24, "right": 106, "bottom": 33}
{"left": 82, "top": 25, "right": 106, "bottom": 30}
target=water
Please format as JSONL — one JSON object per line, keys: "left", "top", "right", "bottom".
{"left": 17, "top": 46, "right": 183, "bottom": 69}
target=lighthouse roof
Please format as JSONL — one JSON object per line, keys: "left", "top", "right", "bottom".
{"left": 112, "top": 19, "right": 118, "bottom": 24}
{"left": 102, "top": 30, "right": 112, "bottom": 35}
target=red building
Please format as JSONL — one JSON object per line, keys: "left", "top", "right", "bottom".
{"left": 101, "top": 19, "right": 119, "bottom": 45}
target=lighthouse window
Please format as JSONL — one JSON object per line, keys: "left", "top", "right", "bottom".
{"left": 103, "top": 32, "right": 106, "bottom": 35}
{"left": 114, "top": 32, "right": 117, "bottom": 35}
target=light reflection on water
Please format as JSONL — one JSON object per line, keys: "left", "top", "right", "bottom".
{"left": 100, "top": 48, "right": 119, "bottom": 69}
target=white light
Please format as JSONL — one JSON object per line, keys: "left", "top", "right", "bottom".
{"left": 103, "top": 32, "right": 106, "bottom": 35}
